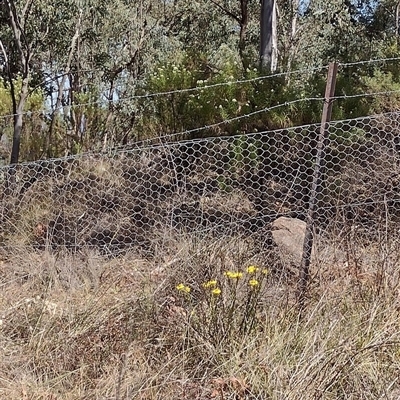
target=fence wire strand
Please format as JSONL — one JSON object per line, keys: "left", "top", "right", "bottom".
{"left": 110, "top": 96, "right": 326, "bottom": 149}
{"left": 338, "top": 57, "right": 400, "bottom": 68}
{"left": 1, "top": 56, "right": 400, "bottom": 122}
{"left": 0, "top": 64, "right": 330, "bottom": 121}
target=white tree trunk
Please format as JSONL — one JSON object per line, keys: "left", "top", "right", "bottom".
{"left": 291, "top": 0, "right": 299, "bottom": 40}
{"left": 260, "top": 0, "right": 278, "bottom": 72}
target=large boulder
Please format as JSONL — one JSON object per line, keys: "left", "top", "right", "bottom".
{"left": 271, "top": 217, "right": 309, "bottom": 267}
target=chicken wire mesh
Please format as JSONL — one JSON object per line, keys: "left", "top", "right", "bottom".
{"left": 1, "top": 111, "right": 400, "bottom": 268}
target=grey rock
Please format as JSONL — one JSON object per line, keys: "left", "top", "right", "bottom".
{"left": 271, "top": 217, "right": 308, "bottom": 266}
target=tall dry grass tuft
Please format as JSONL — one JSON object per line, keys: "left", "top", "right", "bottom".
{"left": 1, "top": 230, "right": 400, "bottom": 399}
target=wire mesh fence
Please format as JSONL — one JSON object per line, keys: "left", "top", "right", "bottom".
{"left": 1, "top": 111, "right": 400, "bottom": 276}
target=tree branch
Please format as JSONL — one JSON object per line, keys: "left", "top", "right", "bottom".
{"left": 4, "top": 0, "right": 25, "bottom": 63}
{"left": 108, "top": 15, "right": 148, "bottom": 82}
{"left": 0, "top": 35, "right": 17, "bottom": 115}
{"left": 0, "top": 39, "right": 8, "bottom": 66}
{"left": 208, "top": 0, "right": 241, "bottom": 24}
{"left": 4, "top": 0, "right": 32, "bottom": 68}
{"left": 21, "top": 0, "right": 34, "bottom": 29}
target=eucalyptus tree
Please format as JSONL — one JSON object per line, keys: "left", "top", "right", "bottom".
{"left": 1, "top": 0, "right": 38, "bottom": 164}
{"left": 0, "top": 0, "right": 167, "bottom": 158}
{"left": 48, "top": 0, "right": 170, "bottom": 152}
{"left": 0, "top": 0, "right": 84, "bottom": 162}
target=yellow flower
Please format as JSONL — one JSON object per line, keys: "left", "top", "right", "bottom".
{"left": 262, "top": 269, "right": 269, "bottom": 275}
{"left": 203, "top": 280, "right": 218, "bottom": 288}
{"left": 176, "top": 283, "right": 191, "bottom": 293}
{"left": 224, "top": 271, "right": 243, "bottom": 279}
{"left": 211, "top": 288, "right": 221, "bottom": 296}
{"left": 246, "top": 265, "right": 259, "bottom": 274}
{"left": 249, "top": 279, "right": 259, "bottom": 287}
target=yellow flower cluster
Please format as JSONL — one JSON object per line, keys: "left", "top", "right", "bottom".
{"left": 246, "top": 265, "right": 269, "bottom": 275}
{"left": 246, "top": 265, "right": 259, "bottom": 274}
{"left": 178, "top": 265, "right": 268, "bottom": 297}
{"left": 176, "top": 283, "right": 191, "bottom": 293}
{"left": 224, "top": 271, "right": 243, "bottom": 279}
{"left": 203, "top": 280, "right": 221, "bottom": 295}
{"left": 203, "top": 280, "right": 218, "bottom": 288}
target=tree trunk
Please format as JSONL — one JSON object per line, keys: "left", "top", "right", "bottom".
{"left": 3, "top": 0, "right": 33, "bottom": 165}
{"left": 286, "top": 0, "right": 299, "bottom": 76}
{"left": 260, "top": 0, "right": 278, "bottom": 72}
{"left": 291, "top": 0, "right": 299, "bottom": 40}
{"left": 46, "top": 10, "right": 82, "bottom": 158}
{"left": 396, "top": 0, "right": 400, "bottom": 48}
{"left": 10, "top": 78, "right": 29, "bottom": 164}
{"left": 5, "top": 72, "right": 29, "bottom": 193}
{"left": 238, "top": 0, "right": 249, "bottom": 70}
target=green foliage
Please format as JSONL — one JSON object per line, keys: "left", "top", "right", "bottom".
{"left": 332, "top": 65, "right": 400, "bottom": 120}
{"left": 0, "top": 78, "right": 45, "bottom": 160}
{"left": 231, "top": 135, "right": 261, "bottom": 174}
{"left": 137, "top": 53, "right": 331, "bottom": 140}
{"left": 0, "top": 78, "right": 44, "bottom": 115}
{"left": 137, "top": 56, "right": 251, "bottom": 138}
{"left": 361, "top": 69, "right": 400, "bottom": 112}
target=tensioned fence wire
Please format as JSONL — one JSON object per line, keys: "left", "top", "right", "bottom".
{"left": 0, "top": 64, "right": 330, "bottom": 121}
{"left": 2, "top": 56, "right": 400, "bottom": 122}
{"left": 1, "top": 110, "right": 400, "bottom": 271}
{"left": 109, "top": 88, "right": 400, "bottom": 149}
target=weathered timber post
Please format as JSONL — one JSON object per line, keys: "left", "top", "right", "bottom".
{"left": 298, "top": 62, "right": 338, "bottom": 308}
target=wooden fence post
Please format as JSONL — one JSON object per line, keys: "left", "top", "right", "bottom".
{"left": 298, "top": 61, "right": 338, "bottom": 308}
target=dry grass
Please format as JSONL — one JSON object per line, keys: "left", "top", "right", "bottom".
{"left": 1, "top": 232, "right": 400, "bottom": 400}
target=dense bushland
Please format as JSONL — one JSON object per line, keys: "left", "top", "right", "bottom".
{"left": 1, "top": 0, "right": 400, "bottom": 162}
